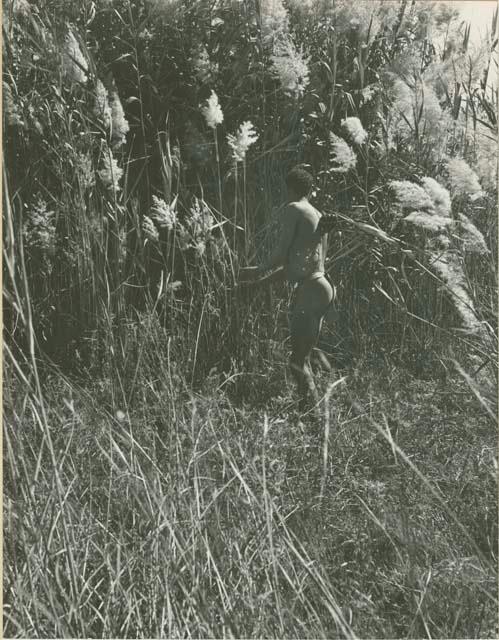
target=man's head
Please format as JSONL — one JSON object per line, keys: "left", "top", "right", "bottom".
{"left": 285, "top": 165, "right": 313, "bottom": 201}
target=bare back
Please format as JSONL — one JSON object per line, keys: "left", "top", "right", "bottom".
{"left": 285, "top": 200, "right": 326, "bottom": 283}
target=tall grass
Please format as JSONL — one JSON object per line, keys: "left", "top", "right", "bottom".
{"left": 4, "top": 0, "right": 497, "bottom": 368}
{"left": 3, "top": 0, "right": 498, "bottom": 637}
{"left": 4, "top": 323, "right": 497, "bottom": 637}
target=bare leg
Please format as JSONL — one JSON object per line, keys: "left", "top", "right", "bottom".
{"left": 288, "top": 277, "right": 333, "bottom": 415}
{"left": 289, "top": 312, "right": 323, "bottom": 413}
{"left": 290, "top": 352, "right": 319, "bottom": 411}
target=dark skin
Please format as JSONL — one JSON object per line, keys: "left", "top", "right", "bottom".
{"left": 238, "top": 185, "right": 326, "bottom": 283}
{"left": 238, "top": 185, "right": 334, "bottom": 413}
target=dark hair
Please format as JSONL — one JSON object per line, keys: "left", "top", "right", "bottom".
{"left": 285, "top": 165, "right": 313, "bottom": 198}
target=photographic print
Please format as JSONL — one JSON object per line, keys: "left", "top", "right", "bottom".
{"left": 3, "top": 0, "right": 498, "bottom": 637}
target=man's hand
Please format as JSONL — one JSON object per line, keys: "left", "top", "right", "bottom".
{"left": 317, "top": 213, "right": 338, "bottom": 235}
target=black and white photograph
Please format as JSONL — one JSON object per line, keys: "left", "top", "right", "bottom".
{"left": 3, "top": 0, "right": 498, "bottom": 637}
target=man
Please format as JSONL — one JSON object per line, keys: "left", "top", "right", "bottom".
{"left": 239, "top": 166, "right": 334, "bottom": 415}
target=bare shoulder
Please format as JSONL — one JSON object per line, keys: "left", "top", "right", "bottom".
{"left": 287, "top": 200, "right": 321, "bottom": 221}
{"left": 282, "top": 202, "right": 301, "bottom": 224}
{"left": 285, "top": 201, "right": 308, "bottom": 219}
{"left": 284, "top": 201, "right": 301, "bottom": 213}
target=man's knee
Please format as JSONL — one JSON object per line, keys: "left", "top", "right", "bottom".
{"left": 289, "top": 353, "right": 303, "bottom": 375}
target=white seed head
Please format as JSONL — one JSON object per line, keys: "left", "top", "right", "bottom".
{"left": 341, "top": 117, "right": 368, "bottom": 145}
{"left": 142, "top": 216, "right": 159, "bottom": 242}
{"left": 421, "top": 176, "right": 451, "bottom": 217}
{"left": 201, "top": 91, "right": 224, "bottom": 130}
{"left": 329, "top": 133, "right": 357, "bottom": 173}
{"left": 62, "top": 29, "right": 88, "bottom": 85}
{"left": 389, "top": 180, "right": 435, "bottom": 214}
{"left": 227, "top": 121, "right": 258, "bottom": 162}
{"left": 98, "top": 150, "right": 123, "bottom": 193}
{"left": 271, "top": 37, "right": 309, "bottom": 98}
{"left": 445, "top": 157, "right": 484, "bottom": 200}
{"left": 150, "top": 195, "right": 176, "bottom": 231}
{"left": 110, "top": 91, "right": 130, "bottom": 148}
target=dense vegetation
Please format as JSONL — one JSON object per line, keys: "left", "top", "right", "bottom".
{"left": 3, "top": 0, "right": 498, "bottom": 637}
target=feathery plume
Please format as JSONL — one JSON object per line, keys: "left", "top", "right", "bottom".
{"left": 473, "top": 126, "right": 498, "bottom": 192}
{"left": 389, "top": 77, "right": 449, "bottom": 146}
{"left": 320, "top": 0, "right": 400, "bottom": 39}
{"left": 415, "top": 82, "right": 448, "bottom": 133}
{"left": 431, "top": 253, "right": 483, "bottom": 334}
{"left": 421, "top": 177, "right": 451, "bottom": 217}
{"left": 425, "top": 42, "right": 489, "bottom": 98}
{"left": 260, "top": 0, "right": 289, "bottom": 44}
{"left": 23, "top": 198, "right": 56, "bottom": 254}
{"left": 142, "top": 216, "right": 159, "bottom": 242}
{"left": 176, "top": 224, "right": 191, "bottom": 251}
{"left": 188, "top": 198, "right": 214, "bottom": 256}
{"left": 403, "top": 211, "right": 452, "bottom": 234}
{"left": 475, "top": 150, "right": 498, "bottom": 193}
{"left": 98, "top": 149, "right": 123, "bottom": 193}
{"left": 271, "top": 37, "right": 309, "bottom": 98}
{"left": 75, "top": 152, "right": 95, "bottom": 191}
{"left": 445, "top": 158, "right": 484, "bottom": 200}
{"left": 62, "top": 28, "right": 88, "bottom": 85}
{"left": 150, "top": 196, "right": 176, "bottom": 231}
{"left": 110, "top": 90, "right": 129, "bottom": 148}
{"left": 389, "top": 78, "right": 413, "bottom": 121}
{"left": 171, "top": 199, "right": 215, "bottom": 255}
{"left": 201, "top": 91, "right": 224, "bottom": 130}
{"left": 429, "top": 234, "right": 451, "bottom": 250}
{"left": 94, "top": 79, "right": 112, "bottom": 130}
{"left": 456, "top": 213, "right": 489, "bottom": 256}
{"left": 341, "top": 117, "right": 368, "bottom": 145}
{"left": 227, "top": 121, "right": 258, "bottom": 162}
{"left": 329, "top": 133, "right": 357, "bottom": 173}
{"left": 190, "top": 198, "right": 214, "bottom": 235}
{"left": 389, "top": 180, "right": 434, "bottom": 214}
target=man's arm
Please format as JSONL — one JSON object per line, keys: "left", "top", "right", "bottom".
{"left": 238, "top": 205, "right": 298, "bottom": 286}
{"left": 261, "top": 204, "right": 298, "bottom": 273}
